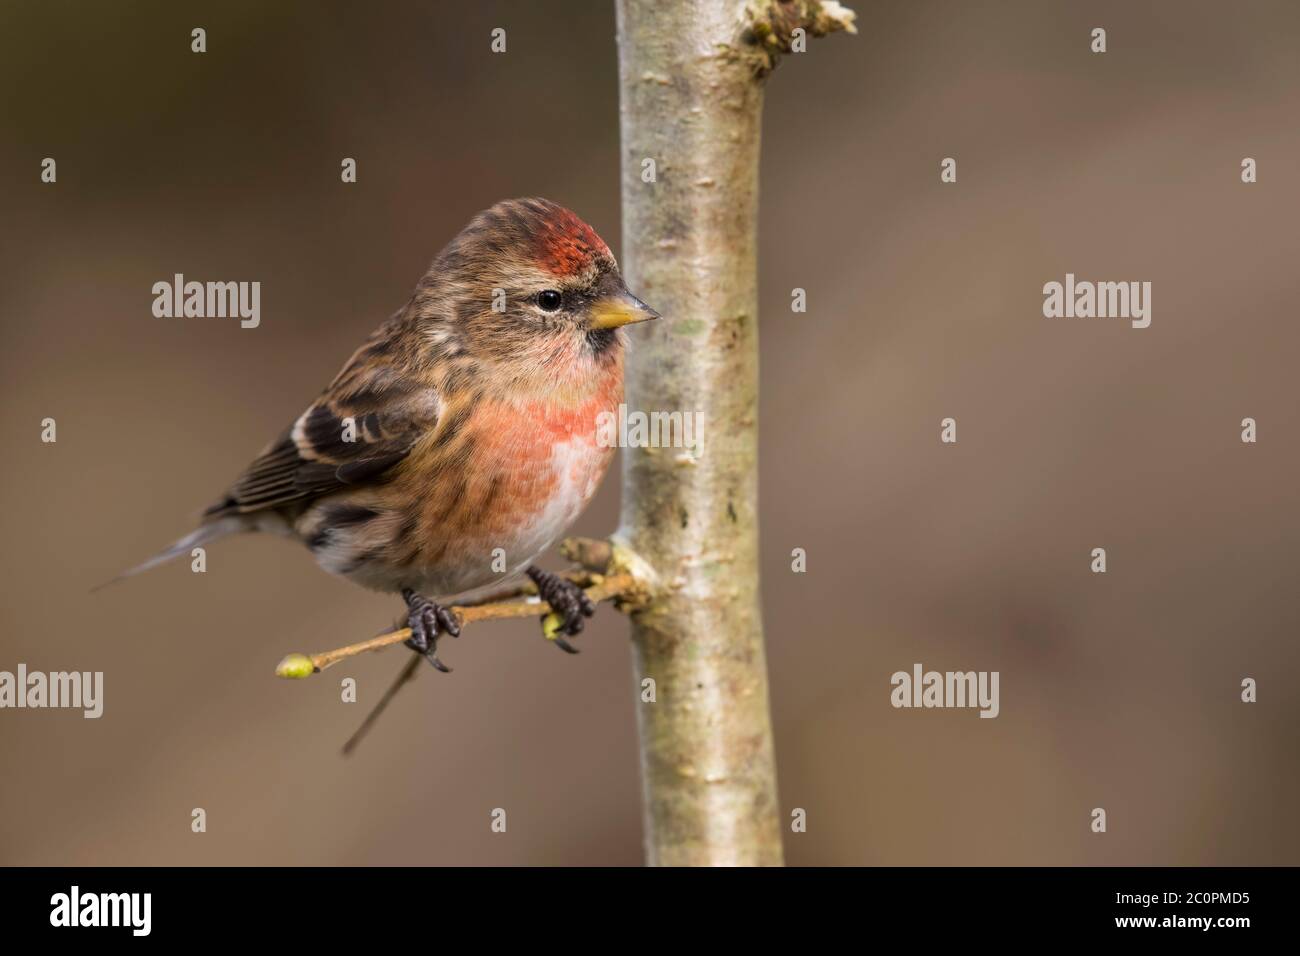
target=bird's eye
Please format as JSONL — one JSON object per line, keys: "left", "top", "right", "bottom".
{"left": 537, "top": 289, "right": 563, "bottom": 312}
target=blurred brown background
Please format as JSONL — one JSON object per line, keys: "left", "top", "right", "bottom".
{"left": 2, "top": 0, "right": 1297, "bottom": 865}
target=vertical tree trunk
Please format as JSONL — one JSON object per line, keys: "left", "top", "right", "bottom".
{"left": 614, "top": 0, "right": 854, "bottom": 867}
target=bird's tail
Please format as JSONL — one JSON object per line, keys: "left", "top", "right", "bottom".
{"left": 91, "top": 515, "right": 245, "bottom": 592}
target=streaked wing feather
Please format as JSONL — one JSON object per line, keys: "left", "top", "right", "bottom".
{"left": 206, "top": 350, "right": 439, "bottom": 517}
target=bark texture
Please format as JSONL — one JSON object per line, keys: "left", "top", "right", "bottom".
{"left": 615, "top": 0, "right": 854, "bottom": 866}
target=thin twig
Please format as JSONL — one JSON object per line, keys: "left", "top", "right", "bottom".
{"left": 341, "top": 653, "right": 421, "bottom": 755}
{"left": 275, "top": 571, "right": 637, "bottom": 679}
{"left": 333, "top": 570, "right": 636, "bottom": 754}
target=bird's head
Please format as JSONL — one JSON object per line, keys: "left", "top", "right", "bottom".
{"left": 421, "top": 198, "right": 658, "bottom": 365}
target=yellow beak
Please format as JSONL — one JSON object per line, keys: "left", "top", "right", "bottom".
{"left": 588, "top": 292, "right": 660, "bottom": 330}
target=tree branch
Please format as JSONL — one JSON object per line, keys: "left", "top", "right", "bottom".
{"left": 616, "top": 0, "right": 855, "bottom": 866}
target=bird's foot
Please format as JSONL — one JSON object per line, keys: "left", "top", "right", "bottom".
{"left": 526, "top": 567, "right": 595, "bottom": 654}
{"left": 401, "top": 588, "right": 460, "bottom": 672}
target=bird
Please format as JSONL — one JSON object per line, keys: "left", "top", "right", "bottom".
{"left": 107, "top": 197, "right": 658, "bottom": 671}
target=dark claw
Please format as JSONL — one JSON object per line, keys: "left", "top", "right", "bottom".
{"left": 526, "top": 566, "right": 596, "bottom": 648}
{"left": 436, "top": 604, "right": 461, "bottom": 638}
{"left": 401, "top": 588, "right": 457, "bottom": 672}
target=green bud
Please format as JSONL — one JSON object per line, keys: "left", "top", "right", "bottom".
{"left": 275, "top": 653, "right": 316, "bottom": 679}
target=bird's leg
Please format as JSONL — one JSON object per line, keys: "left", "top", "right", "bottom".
{"left": 401, "top": 588, "right": 461, "bottom": 673}
{"left": 526, "top": 566, "right": 596, "bottom": 654}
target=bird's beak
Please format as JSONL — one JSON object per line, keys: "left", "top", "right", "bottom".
{"left": 588, "top": 292, "right": 660, "bottom": 330}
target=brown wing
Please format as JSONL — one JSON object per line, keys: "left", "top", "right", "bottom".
{"left": 204, "top": 340, "right": 441, "bottom": 518}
